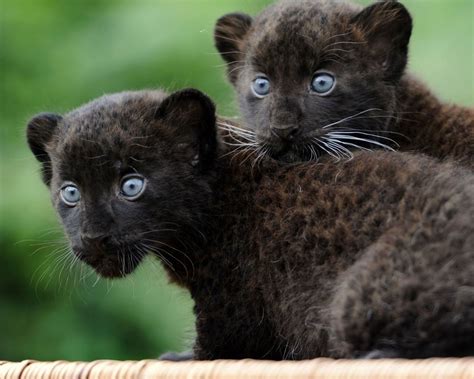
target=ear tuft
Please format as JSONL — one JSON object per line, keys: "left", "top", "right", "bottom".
{"left": 353, "top": 1, "right": 412, "bottom": 82}
{"left": 155, "top": 89, "right": 217, "bottom": 171}
{"left": 27, "top": 112, "right": 62, "bottom": 185}
{"left": 214, "top": 12, "right": 253, "bottom": 83}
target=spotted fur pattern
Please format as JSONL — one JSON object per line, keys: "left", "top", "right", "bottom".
{"left": 197, "top": 149, "right": 474, "bottom": 359}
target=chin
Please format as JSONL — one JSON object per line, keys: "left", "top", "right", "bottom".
{"left": 93, "top": 262, "right": 137, "bottom": 279}
{"left": 74, "top": 246, "right": 145, "bottom": 279}
{"left": 266, "top": 144, "right": 310, "bottom": 164}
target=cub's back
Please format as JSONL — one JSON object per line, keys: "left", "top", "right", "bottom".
{"left": 251, "top": 150, "right": 473, "bottom": 272}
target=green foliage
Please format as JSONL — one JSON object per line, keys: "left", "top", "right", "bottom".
{"left": 0, "top": 0, "right": 472, "bottom": 361}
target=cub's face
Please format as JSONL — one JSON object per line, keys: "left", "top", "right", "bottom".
{"left": 215, "top": 0, "right": 412, "bottom": 162}
{"left": 27, "top": 89, "right": 216, "bottom": 279}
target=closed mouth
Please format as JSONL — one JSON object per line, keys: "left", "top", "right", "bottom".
{"left": 74, "top": 244, "right": 145, "bottom": 278}
{"left": 266, "top": 144, "right": 305, "bottom": 163}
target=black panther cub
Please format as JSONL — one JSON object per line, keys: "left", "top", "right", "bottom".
{"left": 27, "top": 89, "right": 474, "bottom": 359}
{"left": 215, "top": 0, "right": 474, "bottom": 167}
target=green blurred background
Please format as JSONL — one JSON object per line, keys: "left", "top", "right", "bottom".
{"left": 0, "top": 0, "right": 472, "bottom": 361}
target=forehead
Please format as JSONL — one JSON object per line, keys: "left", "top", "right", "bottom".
{"left": 247, "top": 0, "right": 358, "bottom": 77}
{"left": 51, "top": 100, "right": 161, "bottom": 183}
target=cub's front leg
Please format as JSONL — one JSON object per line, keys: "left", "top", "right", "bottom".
{"left": 192, "top": 299, "right": 280, "bottom": 360}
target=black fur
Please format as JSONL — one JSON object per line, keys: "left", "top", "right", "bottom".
{"left": 215, "top": 0, "right": 474, "bottom": 167}
{"left": 27, "top": 89, "right": 474, "bottom": 359}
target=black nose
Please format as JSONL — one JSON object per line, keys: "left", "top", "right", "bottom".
{"left": 270, "top": 125, "right": 299, "bottom": 141}
{"left": 81, "top": 233, "right": 109, "bottom": 248}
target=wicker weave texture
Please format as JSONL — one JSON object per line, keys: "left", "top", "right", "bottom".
{"left": 1, "top": 359, "right": 473, "bottom": 379}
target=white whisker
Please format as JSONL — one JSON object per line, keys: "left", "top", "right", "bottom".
{"left": 313, "top": 138, "right": 341, "bottom": 161}
{"left": 323, "top": 139, "right": 354, "bottom": 160}
{"left": 327, "top": 133, "right": 396, "bottom": 151}
{"left": 322, "top": 108, "right": 382, "bottom": 129}
{"left": 327, "top": 130, "right": 400, "bottom": 146}
{"left": 323, "top": 138, "right": 372, "bottom": 152}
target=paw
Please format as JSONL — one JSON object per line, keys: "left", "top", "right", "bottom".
{"left": 159, "top": 350, "right": 194, "bottom": 361}
{"left": 358, "top": 349, "right": 401, "bottom": 359}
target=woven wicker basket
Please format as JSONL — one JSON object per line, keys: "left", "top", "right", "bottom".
{"left": 1, "top": 358, "right": 473, "bottom": 379}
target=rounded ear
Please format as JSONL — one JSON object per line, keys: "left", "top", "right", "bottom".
{"left": 27, "top": 112, "right": 61, "bottom": 162}
{"left": 353, "top": 1, "right": 412, "bottom": 82}
{"left": 214, "top": 12, "right": 253, "bottom": 84}
{"left": 155, "top": 88, "right": 217, "bottom": 171}
{"left": 26, "top": 112, "right": 62, "bottom": 185}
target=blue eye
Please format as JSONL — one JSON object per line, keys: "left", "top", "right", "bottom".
{"left": 121, "top": 176, "right": 145, "bottom": 200}
{"left": 311, "top": 72, "right": 336, "bottom": 95}
{"left": 60, "top": 185, "right": 81, "bottom": 206}
{"left": 251, "top": 77, "right": 271, "bottom": 98}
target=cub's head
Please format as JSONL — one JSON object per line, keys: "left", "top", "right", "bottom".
{"left": 215, "top": 0, "right": 412, "bottom": 162}
{"left": 27, "top": 89, "right": 216, "bottom": 279}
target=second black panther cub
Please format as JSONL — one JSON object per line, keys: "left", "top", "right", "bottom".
{"left": 215, "top": 0, "right": 474, "bottom": 167}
